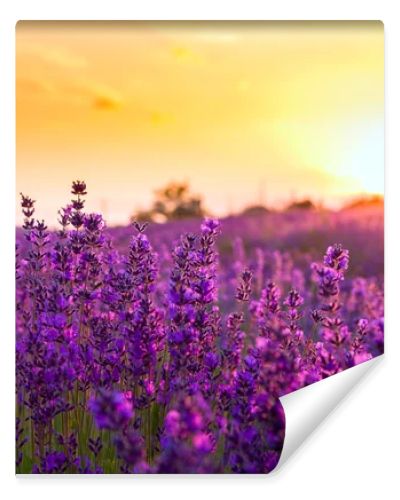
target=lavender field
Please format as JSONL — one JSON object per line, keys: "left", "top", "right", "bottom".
{"left": 16, "top": 181, "right": 384, "bottom": 474}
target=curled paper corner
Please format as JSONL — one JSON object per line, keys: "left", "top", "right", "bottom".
{"left": 273, "top": 355, "right": 384, "bottom": 473}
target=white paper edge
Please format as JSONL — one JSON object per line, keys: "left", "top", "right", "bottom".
{"left": 274, "top": 354, "right": 383, "bottom": 472}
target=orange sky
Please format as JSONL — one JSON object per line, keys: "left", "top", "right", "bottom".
{"left": 16, "top": 21, "right": 384, "bottom": 226}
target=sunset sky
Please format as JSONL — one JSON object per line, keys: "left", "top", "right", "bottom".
{"left": 16, "top": 21, "right": 384, "bottom": 226}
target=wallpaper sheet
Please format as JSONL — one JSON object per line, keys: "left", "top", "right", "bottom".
{"left": 15, "top": 21, "right": 384, "bottom": 474}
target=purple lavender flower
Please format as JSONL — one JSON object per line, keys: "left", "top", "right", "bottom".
{"left": 324, "top": 243, "right": 349, "bottom": 272}
{"left": 236, "top": 269, "right": 253, "bottom": 302}
{"left": 200, "top": 217, "right": 221, "bottom": 235}
{"left": 89, "top": 389, "right": 133, "bottom": 430}
{"left": 15, "top": 180, "right": 383, "bottom": 474}
{"left": 71, "top": 180, "right": 87, "bottom": 196}
{"left": 113, "top": 429, "right": 147, "bottom": 472}
{"left": 157, "top": 393, "right": 216, "bottom": 473}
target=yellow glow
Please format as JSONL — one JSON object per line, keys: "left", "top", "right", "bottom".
{"left": 16, "top": 21, "right": 384, "bottom": 225}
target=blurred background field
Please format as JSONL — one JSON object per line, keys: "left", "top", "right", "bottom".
{"left": 109, "top": 194, "right": 384, "bottom": 280}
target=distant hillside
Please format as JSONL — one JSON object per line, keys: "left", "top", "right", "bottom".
{"left": 342, "top": 195, "right": 383, "bottom": 211}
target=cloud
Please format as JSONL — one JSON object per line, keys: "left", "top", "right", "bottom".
{"left": 16, "top": 77, "right": 55, "bottom": 95}
{"left": 93, "top": 94, "right": 121, "bottom": 111}
{"left": 17, "top": 71, "right": 123, "bottom": 111}
{"left": 34, "top": 44, "right": 87, "bottom": 69}
{"left": 60, "top": 79, "right": 123, "bottom": 110}
{"left": 84, "top": 82, "right": 122, "bottom": 111}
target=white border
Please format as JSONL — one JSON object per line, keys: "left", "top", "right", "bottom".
{"left": 1, "top": 2, "right": 398, "bottom": 499}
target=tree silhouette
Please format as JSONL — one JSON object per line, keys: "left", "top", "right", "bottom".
{"left": 133, "top": 182, "right": 206, "bottom": 223}
{"left": 286, "top": 199, "right": 316, "bottom": 211}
